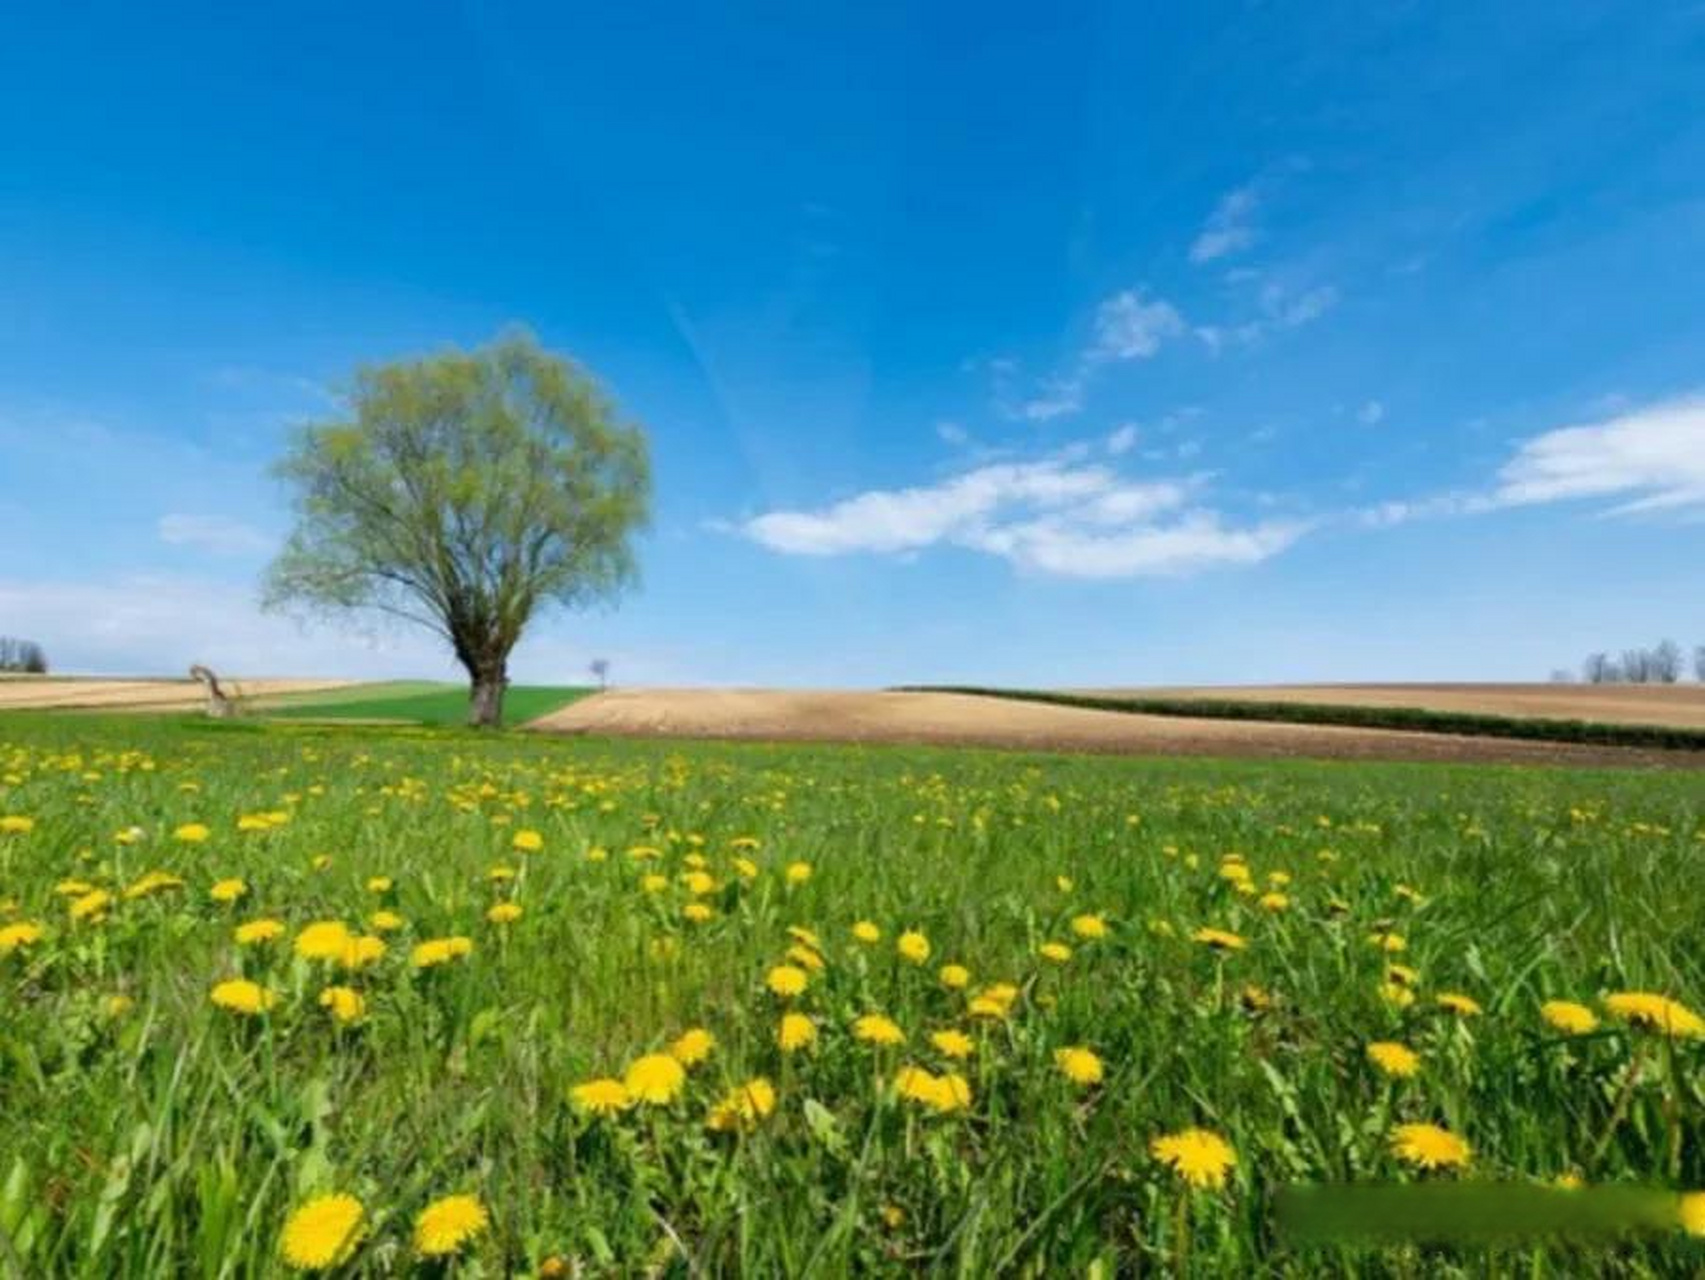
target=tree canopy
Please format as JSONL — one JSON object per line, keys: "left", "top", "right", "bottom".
{"left": 263, "top": 329, "right": 650, "bottom": 726}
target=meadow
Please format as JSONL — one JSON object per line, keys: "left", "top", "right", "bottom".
{"left": 0, "top": 713, "right": 1701, "bottom": 1275}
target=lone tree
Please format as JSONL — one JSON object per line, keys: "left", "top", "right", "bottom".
{"left": 263, "top": 329, "right": 650, "bottom": 727}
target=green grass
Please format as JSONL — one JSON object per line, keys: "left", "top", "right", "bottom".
{"left": 0, "top": 714, "right": 1702, "bottom": 1274}
{"left": 903, "top": 685, "right": 1705, "bottom": 753}
{"left": 261, "top": 681, "right": 592, "bottom": 726}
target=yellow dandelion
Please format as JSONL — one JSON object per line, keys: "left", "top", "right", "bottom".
{"left": 1070, "top": 913, "right": 1108, "bottom": 940}
{"left": 570, "top": 1078, "right": 631, "bottom": 1117}
{"left": 1679, "top": 1192, "right": 1705, "bottom": 1237}
{"left": 853, "top": 1013, "right": 906, "bottom": 1046}
{"left": 486, "top": 902, "right": 523, "bottom": 925}
{"left": 413, "top": 1193, "right": 489, "bottom": 1258}
{"left": 1366, "top": 1041, "right": 1420, "bottom": 1078}
{"left": 1540, "top": 1000, "right": 1598, "bottom": 1035}
{"left": 511, "top": 829, "right": 543, "bottom": 853}
{"left": 1192, "top": 927, "right": 1246, "bottom": 952}
{"left": 235, "top": 918, "right": 285, "bottom": 945}
{"left": 1054, "top": 1046, "right": 1104, "bottom": 1086}
{"left": 0, "top": 815, "right": 35, "bottom": 835}
{"left": 939, "top": 963, "right": 971, "bottom": 989}
{"left": 338, "top": 935, "right": 385, "bottom": 970}
{"left": 1436, "top": 992, "right": 1483, "bottom": 1018}
{"left": 778, "top": 1013, "right": 817, "bottom": 1052}
{"left": 1390, "top": 1122, "right": 1471, "bottom": 1170}
{"left": 1380, "top": 981, "right": 1417, "bottom": 1009}
{"left": 209, "top": 878, "right": 247, "bottom": 904}
{"left": 707, "top": 1077, "right": 776, "bottom": 1132}
{"left": 365, "top": 876, "right": 393, "bottom": 893}
{"left": 624, "top": 1053, "right": 686, "bottom": 1105}
{"left": 69, "top": 889, "right": 114, "bottom": 922}
{"left": 1603, "top": 992, "right": 1705, "bottom": 1038}
{"left": 668, "top": 1027, "right": 716, "bottom": 1067}
{"left": 210, "top": 978, "right": 276, "bottom": 1016}
{"left": 318, "top": 985, "right": 365, "bottom": 1024}
{"left": 682, "top": 902, "right": 714, "bottom": 923}
{"left": 851, "top": 920, "right": 881, "bottom": 944}
{"left": 367, "top": 910, "right": 404, "bottom": 932}
{"left": 766, "top": 964, "right": 809, "bottom": 998}
{"left": 897, "top": 931, "right": 931, "bottom": 964}
{"left": 785, "top": 943, "right": 825, "bottom": 971}
{"left": 1151, "top": 1128, "right": 1237, "bottom": 1190}
{"left": 173, "top": 822, "right": 210, "bottom": 843}
{"left": 295, "top": 921, "right": 353, "bottom": 963}
{"left": 1038, "top": 941, "right": 1072, "bottom": 964}
{"left": 784, "top": 861, "right": 812, "bottom": 884}
{"left": 0, "top": 921, "right": 44, "bottom": 953}
{"left": 929, "top": 1029, "right": 974, "bottom": 1060}
{"left": 280, "top": 1193, "right": 366, "bottom": 1270}
{"left": 411, "top": 936, "right": 474, "bottom": 969}
{"left": 1386, "top": 963, "right": 1420, "bottom": 987}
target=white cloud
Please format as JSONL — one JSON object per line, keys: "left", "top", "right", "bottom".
{"left": 935, "top": 421, "right": 970, "bottom": 446}
{"left": 1019, "top": 377, "right": 1086, "bottom": 422}
{"left": 1190, "top": 185, "right": 1259, "bottom": 264}
{"left": 739, "top": 460, "right": 1300, "bottom": 579}
{"left": 1357, "top": 400, "right": 1386, "bottom": 425}
{"left": 1105, "top": 423, "right": 1140, "bottom": 455}
{"left": 1261, "top": 282, "right": 1338, "bottom": 328}
{"left": 1091, "top": 289, "right": 1186, "bottom": 361}
{"left": 158, "top": 513, "right": 275, "bottom": 557}
{"left": 1494, "top": 396, "right": 1705, "bottom": 514}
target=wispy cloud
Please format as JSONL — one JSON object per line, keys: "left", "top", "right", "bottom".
{"left": 1357, "top": 400, "right": 1386, "bottom": 425}
{"left": 1016, "top": 287, "right": 1186, "bottom": 421}
{"left": 1190, "top": 185, "right": 1260, "bottom": 264}
{"left": 157, "top": 513, "right": 275, "bottom": 557}
{"left": 738, "top": 459, "right": 1304, "bottom": 579}
{"left": 1494, "top": 395, "right": 1705, "bottom": 514}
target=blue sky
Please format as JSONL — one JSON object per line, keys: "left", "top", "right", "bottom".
{"left": 2, "top": 1, "right": 1703, "bottom": 685}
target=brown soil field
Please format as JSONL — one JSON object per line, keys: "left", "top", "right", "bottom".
{"left": 1081, "top": 682, "right": 1705, "bottom": 729}
{"left": 528, "top": 688, "right": 1703, "bottom": 768}
{"left": 0, "top": 676, "right": 355, "bottom": 712}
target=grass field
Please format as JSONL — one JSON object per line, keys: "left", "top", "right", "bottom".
{"left": 0, "top": 714, "right": 1702, "bottom": 1274}
{"left": 261, "top": 681, "right": 591, "bottom": 726}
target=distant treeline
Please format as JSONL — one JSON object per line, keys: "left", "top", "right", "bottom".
{"left": 1554, "top": 640, "right": 1705, "bottom": 684}
{"left": 0, "top": 637, "right": 49, "bottom": 674}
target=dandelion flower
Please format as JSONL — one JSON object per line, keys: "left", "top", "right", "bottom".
{"left": 570, "top": 1078, "right": 630, "bottom": 1117}
{"left": 69, "top": 889, "right": 114, "bottom": 921}
{"left": 1390, "top": 1122, "right": 1471, "bottom": 1170}
{"left": 624, "top": 1053, "right": 686, "bottom": 1105}
{"left": 785, "top": 944, "right": 825, "bottom": 971}
{"left": 365, "top": 876, "right": 393, "bottom": 893}
{"left": 1192, "top": 927, "right": 1246, "bottom": 952}
{"left": 486, "top": 902, "right": 523, "bottom": 925}
{"left": 413, "top": 1193, "right": 489, "bottom": 1258}
{"left": 1386, "top": 963, "right": 1420, "bottom": 987}
{"left": 174, "top": 822, "right": 210, "bottom": 843}
{"left": 1436, "top": 993, "right": 1483, "bottom": 1018}
{"left": 851, "top": 920, "right": 881, "bottom": 944}
{"left": 938, "top": 963, "right": 971, "bottom": 990}
{"left": 367, "top": 910, "right": 404, "bottom": 933}
{"left": 1366, "top": 1041, "right": 1420, "bottom": 1078}
{"left": 1540, "top": 1000, "right": 1598, "bottom": 1035}
{"left": 853, "top": 1013, "right": 906, "bottom": 1046}
{"left": 1038, "top": 942, "right": 1072, "bottom": 964}
{"left": 1054, "top": 1046, "right": 1104, "bottom": 1086}
{"left": 766, "top": 964, "right": 809, "bottom": 998}
{"left": 0, "top": 816, "right": 34, "bottom": 835}
{"left": 1380, "top": 982, "right": 1416, "bottom": 1009}
{"left": 319, "top": 985, "right": 365, "bottom": 1024}
{"left": 511, "top": 829, "right": 543, "bottom": 853}
{"left": 707, "top": 1078, "right": 776, "bottom": 1132}
{"left": 682, "top": 902, "right": 714, "bottom": 923}
{"left": 411, "top": 936, "right": 474, "bottom": 969}
{"left": 338, "top": 935, "right": 386, "bottom": 970}
{"left": 1369, "top": 932, "right": 1407, "bottom": 954}
{"left": 210, "top": 878, "right": 247, "bottom": 904}
{"left": 668, "top": 1027, "right": 716, "bottom": 1067}
{"left": 0, "top": 922, "right": 44, "bottom": 953}
{"left": 784, "top": 861, "right": 812, "bottom": 885}
{"left": 1259, "top": 892, "right": 1290, "bottom": 912}
{"left": 897, "top": 931, "right": 931, "bottom": 964}
{"left": 787, "top": 925, "right": 821, "bottom": 948}
{"left": 280, "top": 1193, "right": 365, "bottom": 1270}
{"left": 236, "top": 918, "right": 285, "bottom": 945}
{"left": 1151, "top": 1129, "right": 1237, "bottom": 1190}
{"left": 211, "top": 978, "right": 276, "bottom": 1016}
{"left": 929, "top": 1029, "right": 974, "bottom": 1060}
{"left": 1070, "top": 914, "right": 1108, "bottom": 940}
{"left": 1603, "top": 992, "right": 1705, "bottom": 1038}
{"left": 295, "top": 921, "right": 353, "bottom": 963}
{"left": 1679, "top": 1192, "right": 1705, "bottom": 1237}
{"left": 778, "top": 1013, "right": 817, "bottom": 1052}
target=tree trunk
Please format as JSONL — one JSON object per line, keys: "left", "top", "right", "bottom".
{"left": 468, "top": 664, "right": 509, "bottom": 728}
